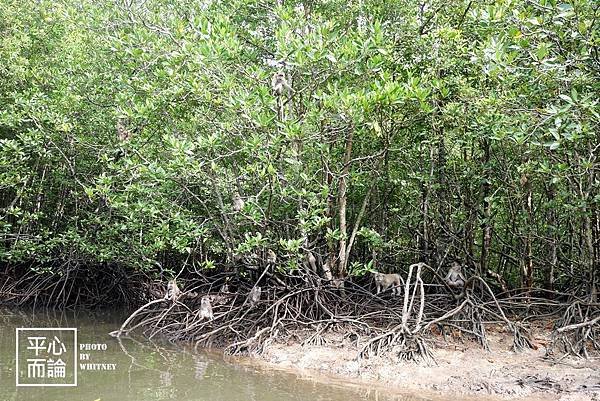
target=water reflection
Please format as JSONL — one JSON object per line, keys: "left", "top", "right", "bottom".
{"left": 193, "top": 355, "right": 209, "bottom": 380}
{"left": 0, "top": 308, "right": 427, "bottom": 401}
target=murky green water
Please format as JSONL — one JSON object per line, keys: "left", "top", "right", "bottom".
{"left": 0, "top": 309, "right": 426, "bottom": 401}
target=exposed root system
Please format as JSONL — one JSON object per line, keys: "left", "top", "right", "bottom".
{"left": 112, "top": 263, "right": 599, "bottom": 361}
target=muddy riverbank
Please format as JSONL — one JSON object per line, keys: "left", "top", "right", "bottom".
{"left": 252, "top": 325, "right": 600, "bottom": 401}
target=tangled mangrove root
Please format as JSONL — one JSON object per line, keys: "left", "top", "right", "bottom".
{"left": 0, "top": 265, "right": 144, "bottom": 308}
{"left": 112, "top": 263, "right": 558, "bottom": 362}
{"left": 550, "top": 301, "right": 600, "bottom": 358}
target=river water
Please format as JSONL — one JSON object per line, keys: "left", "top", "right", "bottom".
{"left": 0, "top": 308, "right": 427, "bottom": 401}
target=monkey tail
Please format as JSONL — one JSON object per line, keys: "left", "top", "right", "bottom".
{"left": 277, "top": 96, "right": 283, "bottom": 121}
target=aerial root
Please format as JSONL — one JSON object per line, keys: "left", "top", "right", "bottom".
{"left": 550, "top": 301, "right": 600, "bottom": 358}
{"left": 110, "top": 269, "right": 600, "bottom": 361}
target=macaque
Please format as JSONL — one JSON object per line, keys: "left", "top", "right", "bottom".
{"left": 373, "top": 272, "right": 402, "bottom": 296}
{"left": 198, "top": 296, "right": 214, "bottom": 320}
{"left": 164, "top": 279, "right": 181, "bottom": 301}
{"left": 306, "top": 251, "right": 317, "bottom": 272}
{"left": 322, "top": 260, "right": 333, "bottom": 281}
{"left": 220, "top": 283, "right": 230, "bottom": 293}
{"left": 116, "top": 118, "right": 131, "bottom": 142}
{"left": 445, "top": 262, "right": 466, "bottom": 289}
{"left": 232, "top": 192, "right": 245, "bottom": 212}
{"left": 271, "top": 71, "right": 293, "bottom": 120}
{"left": 248, "top": 286, "right": 261, "bottom": 307}
{"left": 266, "top": 249, "right": 277, "bottom": 265}
{"left": 271, "top": 71, "right": 293, "bottom": 96}
{"left": 332, "top": 277, "right": 346, "bottom": 296}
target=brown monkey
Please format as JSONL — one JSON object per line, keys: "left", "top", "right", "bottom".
{"left": 373, "top": 272, "right": 402, "bottom": 296}
{"left": 266, "top": 249, "right": 277, "bottom": 265}
{"left": 271, "top": 71, "right": 293, "bottom": 96}
{"left": 248, "top": 286, "right": 261, "bottom": 307}
{"left": 271, "top": 71, "right": 293, "bottom": 120}
{"left": 197, "top": 296, "right": 214, "bottom": 320}
{"left": 305, "top": 251, "right": 317, "bottom": 272}
{"left": 445, "top": 262, "right": 466, "bottom": 289}
{"left": 232, "top": 192, "right": 245, "bottom": 212}
{"left": 116, "top": 118, "right": 131, "bottom": 142}
{"left": 164, "top": 279, "right": 181, "bottom": 301}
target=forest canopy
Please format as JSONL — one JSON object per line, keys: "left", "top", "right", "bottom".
{"left": 0, "top": 0, "right": 598, "bottom": 304}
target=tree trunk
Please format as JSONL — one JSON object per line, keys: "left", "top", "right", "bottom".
{"left": 419, "top": 145, "right": 435, "bottom": 264}
{"left": 584, "top": 214, "right": 595, "bottom": 301}
{"left": 545, "top": 184, "right": 557, "bottom": 294}
{"left": 336, "top": 128, "right": 354, "bottom": 277}
{"left": 523, "top": 178, "right": 534, "bottom": 292}
{"left": 323, "top": 139, "right": 335, "bottom": 281}
{"left": 479, "top": 138, "right": 491, "bottom": 277}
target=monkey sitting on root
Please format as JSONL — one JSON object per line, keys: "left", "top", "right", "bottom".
{"left": 444, "top": 262, "right": 466, "bottom": 289}
{"left": 197, "top": 296, "right": 214, "bottom": 321}
{"left": 164, "top": 279, "right": 182, "bottom": 302}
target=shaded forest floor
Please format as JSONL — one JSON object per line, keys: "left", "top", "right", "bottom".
{"left": 255, "top": 323, "right": 600, "bottom": 401}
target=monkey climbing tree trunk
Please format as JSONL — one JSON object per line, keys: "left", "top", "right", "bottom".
{"left": 336, "top": 128, "right": 354, "bottom": 278}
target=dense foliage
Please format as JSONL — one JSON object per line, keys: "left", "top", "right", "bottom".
{"left": 1, "top": 0, "right": 598, "bottom": 302}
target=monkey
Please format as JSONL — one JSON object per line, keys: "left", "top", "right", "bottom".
{"left": 271, "top": 71, "right": 293, "bottom": 96}
{"left": 266, "top": 249, "right": 277, "bottom": 265}
{"left": 271, "top": 71, "right": 293, "bottom": 120}
{"left": 445, "top": 262, "right": 466, "bottom": 289}
{"left": 220, "top": 283, "right": 229, "bottom": 293}
{"left": 113, "top": 118, "right": 133, "bottom": 161}
{"left": 164, "top": 279, "right": 181, "bottom": 301}
{"left": 248, "top": 286, "right": 261, "bottom": 307}
{"left": 322, "top": 260, "right": 334, "bottom": 281}
{"left": 116, "top": 118, "right": 131, "bottom": 142}
{"left": 373, "top": 272, "right": 402, "bottom": 296}
{"left": 232, "top": 192, "right": 245, "bottom": 212}
{"left": 305, "top": 250, "right": 317, "bottom": 272}
{"left": 197, "top": 296, "right": 214, "bottom": 320}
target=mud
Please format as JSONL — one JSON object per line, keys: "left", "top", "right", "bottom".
{"left": 255, "top": 325, "right": 600, "bottom": 401}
